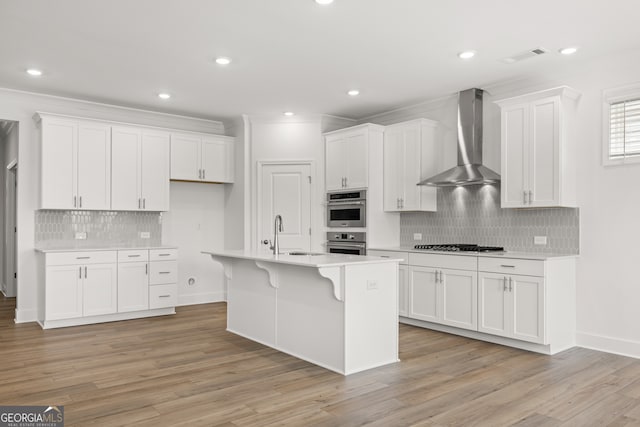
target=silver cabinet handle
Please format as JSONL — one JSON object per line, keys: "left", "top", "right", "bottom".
{"left": 503, "top": 276, "right": 508, "bottom": 291}
{"left": 400, "top": 198, "right": 404, "bottom": 209}
{"left": 439, "top": 270, "right": 444, "bottom": 283}
{"left": 500, "top": 265, "right": 516, "bottom": 268}
{"left": 84, "top": 266, "right": 87, "bottom": 278}
{"left": 198, "top": 169, "right": 201, "bottom": 179}
{"left": 79, "top": 196, "right": 82, "bottom": 208}
{"left": 76, "top": 256, "right": 90, "bottom": 260}
{"left": 509, "top": 277, "right": 513, "bottom": 292}
{"left": 159, "top": 295, "right": 171, "bottom": 298}
{"left": 74, "top": 196, "right": 77, "bottom": 208}
{"left": 143, "top": 198, "right": 146, "bottom": 209}
{"left": 203, "top": 169, "right": 206, "bottom": 180}
{"left": 138, "top": 198, "right": 141, "bottom": 209}
{"left": 145, "top": 263, "right": 148, "bottom": 275}
{"left": 79, "top": 266, "right": 82, "bottom": 279}
{"left": 158, "top": 253, "right": 171, "bottom": 257}
{"left": 128, "top": 254, "right": 140, "bottom": 258}
{"left": 159, "top": 271, "right": 171, "bottom": 274}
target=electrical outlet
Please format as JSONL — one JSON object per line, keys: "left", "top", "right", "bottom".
{"left": 74, "top": 232, "right": 87, "bottom": 240}
{"left": 534, "top": 236, "right": 547, "bottom": 245}
{"left": 366, "top": 280, "right": 378, "bottom": 290}
{"left": 413, "top": 233, "right": 423, "bottom": 241}
{"left": 140, "top": 232, "right": 151, "bottom": 239}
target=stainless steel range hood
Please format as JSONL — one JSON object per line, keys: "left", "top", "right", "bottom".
{"left": 418, "top": 88, "right": 500, "bottom": 187}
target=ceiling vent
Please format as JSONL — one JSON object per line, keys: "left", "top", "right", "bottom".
{"left": 502, "top": 47, "right": 548, "bottom": 64}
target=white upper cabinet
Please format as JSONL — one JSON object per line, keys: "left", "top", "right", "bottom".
{"left": 171, "top": 133, "right": 234, "bottom": 183}
{"left": 112, "top": 126, "right": 170, "bottom": 211}
{"left": 324, "top": 124, "right": 383, "bottom": 191}
{"left": 37, "top": 114, "right": 111, "bottom": 210}
{"left": 383, "top": 119, "right": 438, "bottom": 212}
{"left": 496, "top": 86, "right": 580, "bottom": 208}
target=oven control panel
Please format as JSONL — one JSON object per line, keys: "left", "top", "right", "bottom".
{"left": 327, "top": 232, "right": 366, "bottom": 243}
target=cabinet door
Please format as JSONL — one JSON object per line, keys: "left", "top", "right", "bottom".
{"left": 383, "top": 129, "right": 403, "bottom": 211}
{"left": 408, "top": 266, "right": 438, "bottom": 322}
{"left": 325, "top": 137, "right": 346, "bottom": 191}
{"left": 478, "top": 273, "right": 509, "bottom": 337}
{"left": 202, "top": 137, "right": 234, "bottom": 183}
{"left": 170, "top": 133, "right": 201, "bottom": 181}
{"left": 77, "top": 122, "right": 111, "bottom": 210}
{"left": 141, "top": 131, "right": 170, "bottom": 211}
{"left": 41, "top": 118, "right": 77, "bottom": 209}
{"left": 111, "top": 127, "right": 142, "bottom": 210}
{"left": 398, "top": 265, "right": 409, "bottom": 317}
{"left": 401, "top": 125, "right": 422, "bottom": 210}
{"left": 511, "top": 275, "right": 545, "bottom": 344}
{"left": 440, "top": 268, "right": 477, "bottom": 331}
{"left": 529, "top": 97, "right": 560, "bottom": 207}
{"left": 501, "top": 104, "right": 529, "bottom": 208}
{"left": 118, "top": 262, "right": 149, "bottom": 313}
{"left": 344, "top": 132, "right": 368, "bottom": 189}
{"left": 45, "top": 265, "right": 83, "bottom": 320}
{"left": 83, "top": 263, "right": 117, "bottom": 316}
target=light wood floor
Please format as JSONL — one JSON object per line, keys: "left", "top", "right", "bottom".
{"left": 2, "top": 296, "right": 640, "bottom": 426}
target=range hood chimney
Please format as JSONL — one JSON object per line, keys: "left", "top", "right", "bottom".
{"left": 418, "top": 88, "right": 500, "bottom": 187}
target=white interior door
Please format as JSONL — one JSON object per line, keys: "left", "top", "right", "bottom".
{"left": 259, "top": 163, "right": 312, "bottom": 254}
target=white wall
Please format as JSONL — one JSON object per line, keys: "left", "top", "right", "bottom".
{"left": 0, "top": 88, "right": 226, "bottom": 322}
{"left": 162, "top": 182, "right": 226, "bottom": 305}
{"left": 366, "top": 49, "right": 640, "bottom": 358}
{"left": 2, "top": 123, "right": 18, "bottom": 297}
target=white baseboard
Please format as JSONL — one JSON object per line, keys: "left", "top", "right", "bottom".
{"left": 14, "top": 308, "right": 38, "bottom": 324}
{"left": 178, "top": 291, "right": 225, "bottom": 306}
{"left": 576, "top": 331, "right": 640, "bottom": 359}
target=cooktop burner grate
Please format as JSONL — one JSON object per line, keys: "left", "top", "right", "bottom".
{"left": 413, "top": 244, "right": 504, "bottom": 252}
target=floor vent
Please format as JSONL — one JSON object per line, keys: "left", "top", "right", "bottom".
{"left": 502, "top": 47, "right": 548, "bottom": 64}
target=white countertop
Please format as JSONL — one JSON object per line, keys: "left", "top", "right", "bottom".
{"left": 35, "top": 245, "right": 178, "bottom": 253}
{"left": 202, "top": 249, "right": 403, "bottom": 268}
{"left": 369, "top": 246, "right": 578, "bottom": 260}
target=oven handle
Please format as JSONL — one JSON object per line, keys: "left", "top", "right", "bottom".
{"left": 326, "top": 242, "right": 366, "bottom": 249}
{"left": 327, "top": 200, "right": 365, "bottom": 205}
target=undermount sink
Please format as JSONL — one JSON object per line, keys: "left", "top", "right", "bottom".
{"left": 285, "top": 251, "right": 325, "bottom": 256}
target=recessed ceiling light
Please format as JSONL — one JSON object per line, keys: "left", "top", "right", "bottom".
{"left": 347, "top": 89, "right": 360, "bottom": 96}
{"left": 158, "top": 93, "right": 171, "bottom": 100}
{"left": 215, "top": 57, "right": 231, "bottom": 65}
{"left": 315, "top": 0, "right": 334, "bottom": 4}
{"left": 458, "top": 51, "right": 476, "bottom": 60}
{"left": 26, "top": 68, "right": 42, "bottom": 76}
{"left": 559, "top": 47, "right": 578, "bottom": 55}
{"left": 283, "top": 111, "right": 295, "bottom": 116}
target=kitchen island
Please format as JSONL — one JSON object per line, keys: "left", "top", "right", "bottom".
{"left": 203, "top": 250, "right": 402, "bottom": 375}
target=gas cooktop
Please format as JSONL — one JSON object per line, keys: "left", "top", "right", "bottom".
{"left": 413, "top": 244, "right": 504, "bottom": 253}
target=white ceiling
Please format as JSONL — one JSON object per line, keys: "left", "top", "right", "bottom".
{"left": 1, "top": 0, "right": 640, "bottom": 121}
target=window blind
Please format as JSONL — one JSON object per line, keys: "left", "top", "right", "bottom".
{"left": 609, "top": 98, "right": 640, "bottom": 159}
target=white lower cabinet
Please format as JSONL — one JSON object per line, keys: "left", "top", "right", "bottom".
{"left": 39, "top": 248, "right": 178, "bottom": 328}
{"left": 478, "top": 270, "right": 545, "bottom": 344}
{"left": 370, "top": 249, "right": 576, "bottom": 354}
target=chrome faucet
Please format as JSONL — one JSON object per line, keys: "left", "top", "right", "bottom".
{"left": 272, "top": 214, "right": 283, "bottom": 255}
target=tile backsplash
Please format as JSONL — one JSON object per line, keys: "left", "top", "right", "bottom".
{"left": 35, "top": 210, "right": 162, "bottom": 248}
{"left": 400, "top": 185, "right": 579, "bottom": 254}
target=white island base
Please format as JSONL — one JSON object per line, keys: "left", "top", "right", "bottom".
{"left": 204, "top": 251, "right": 400, "bottom": 375}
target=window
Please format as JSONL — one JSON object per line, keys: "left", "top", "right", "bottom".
{"left": 603, "top": 84, "right": 640, "bottom": 165}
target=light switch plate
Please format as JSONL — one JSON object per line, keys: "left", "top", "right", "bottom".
{"left": 140, "top": 231, "right": 151, "bottom": 239}
{"left": 534, "top": 236, "right": 547, "bottom": 245}
{"left": 74, "top": 232, "right": 87, "bottom": 240}
{"left": 413, "top": 233, "right": 423, "bottom": 241}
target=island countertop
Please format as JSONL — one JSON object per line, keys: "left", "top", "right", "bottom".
{"left": 202, "top": 249, "right": 403, "bottom": 268}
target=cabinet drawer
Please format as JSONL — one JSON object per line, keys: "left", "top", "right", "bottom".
{"left": 118, "top": 250, "right": 149, "bottom": 263}
{"left": 46, "top": 251, "right": 117, "bottom": 266}
{"left": 368, "top": 250, "right": 408, "bottom": 265}
{"left": 149, "top": 284, "right": 178, "bottom": 309}
{"left": 149, "top": 261, "right": 177, "bottom": 285}
{"left": 408, "top": 253, "right": 477, "bottom": 271}
{"left": 149, "top": 249, "right": 178, "bottom": 261}
{"left": 478, "top": 257, "right": 544, "bottom": 277}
